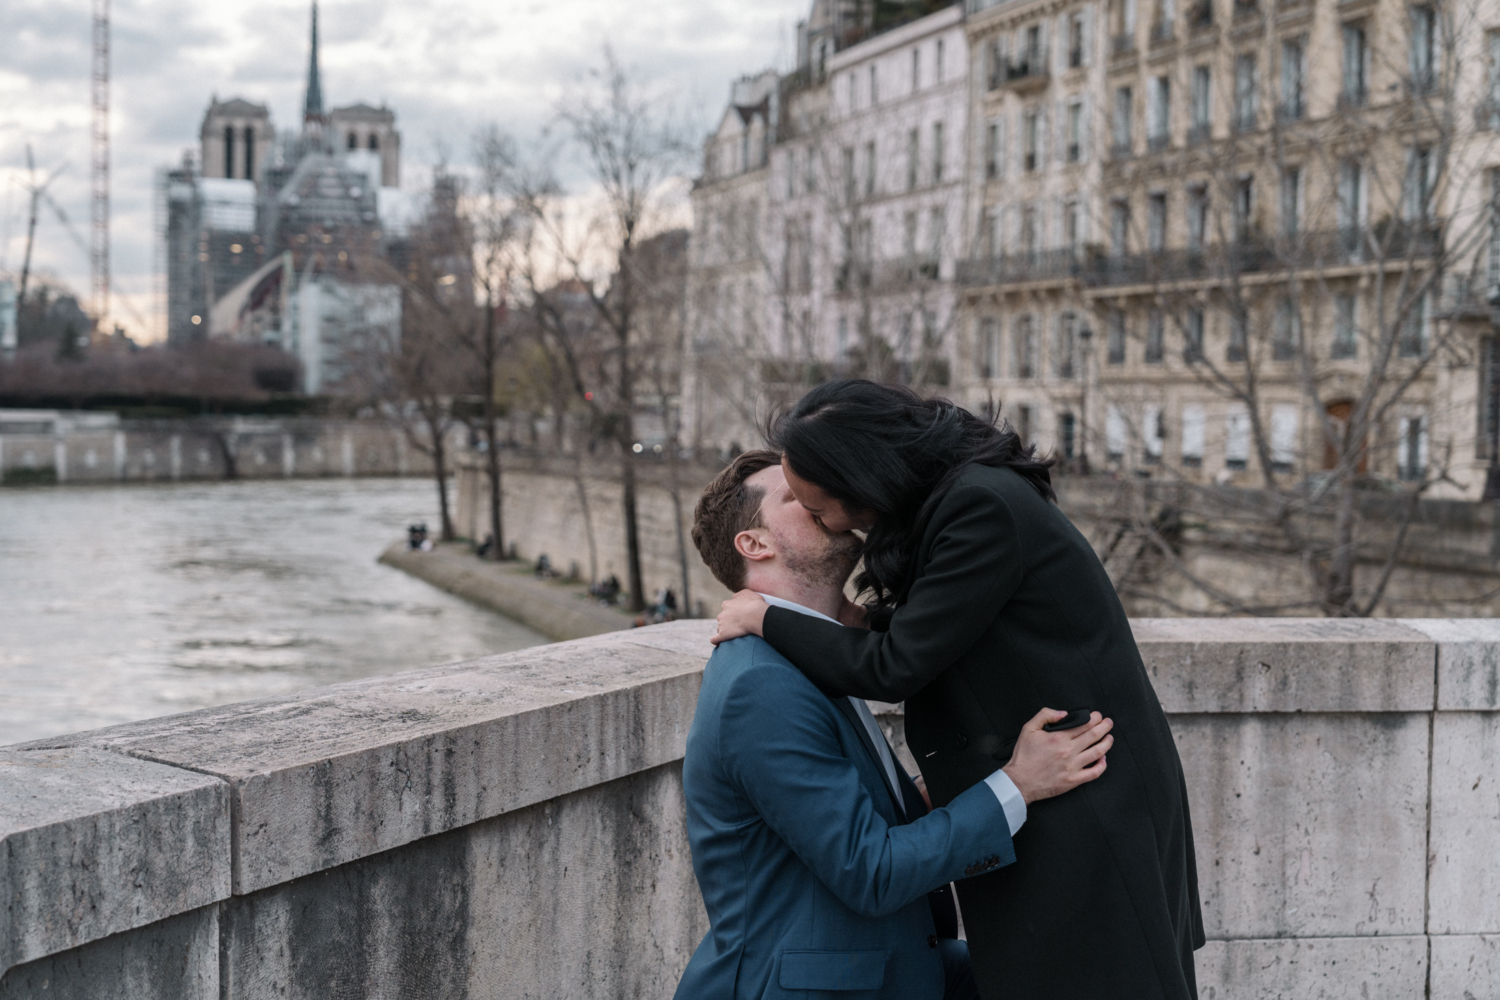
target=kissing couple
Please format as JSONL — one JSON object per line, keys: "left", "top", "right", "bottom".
{"left": 675, "top": 380, "right": 1203, "bottom": 1000}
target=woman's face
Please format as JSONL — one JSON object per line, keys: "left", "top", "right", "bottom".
{"left": 782, "top": 456, "right": 877, "bottom": 534}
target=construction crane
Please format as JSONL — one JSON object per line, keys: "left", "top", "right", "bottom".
{"left": 17, "top": 144, "right": 65, "bottom": 313}
{"left": 91, "top": 0, "right": 109, "bottom": 336}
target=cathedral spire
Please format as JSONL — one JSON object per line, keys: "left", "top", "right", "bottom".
{"left": 302, "top": 2, "right": 326, "bottom": 129}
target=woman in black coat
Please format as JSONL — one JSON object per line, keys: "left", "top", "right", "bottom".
{"left": 712, "top": 380, "right": 1203, "bottom": 1000}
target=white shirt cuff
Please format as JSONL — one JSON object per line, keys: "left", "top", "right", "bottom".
{"left": 983, "top": 768, "right": 1027, "bottom": 835}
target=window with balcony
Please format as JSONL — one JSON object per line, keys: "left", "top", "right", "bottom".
{"left": 1228, "top": 305, "right": 1248, "bottom": 360}
{"left": 1405, "top": 145, "right": 1433, "bottom": 221}
{"left": 1489, "top": 167, "right": 1500, "bottom": 290}
{"left": 1023, "top": 24, "right": 1044, "bottom": 71}
{"left": 1024, "top": 110, "right": 1040, "bottom": 171}
{"left": 1181, "top": 404, "right": 1205, "bottom": 466}
{"left": 1281, "top": 165, "right": 1302, "bottom": 237}
{"left": 1225, "top": 404, "right": 1251, "bottom": 470}
{"left": 1059, "top": 412, "right": 1078, "bottom": 460}
{"left": 1144, "top": 404, "right": 1165, "bottom": 463}
{"left": 1190, "top": 66, "right": 1212, "bottom": 142}
{"left": 1338, "top": 160, "right": 1364, "bottom": 254}
{"left": 1067, "top": 101, "right": 1084, "bottom": 162}
{"left": 1234, "top": 175, "right": 1254, "bottom": 240}
{"left": 1398, "top": 413, "right": 1428, "bottom": 480}
{"left": 907, "top": 129, "right": 919, "bottom": 191}
{"left": 1148, "top": 75, "right": 1171, "bottom": 149}
{"left": 1065, "top": 199, "right": 1082, "bottom": 253}
{"left": 1021, "top": 204, "right": 1039, "bottom": 261}
{"left": 1279, "top": 36, "right": 1306, "bottom": 120}
{"left": 1113, "top": 87, "right": 1134, "bottom": 156}
{"left": 1056, "top": 313, "right": 1079, "bottom": 378}
{"left": 1070, "top": 12, "right": 1087, "bottom": 67}
{"left": 1342, "top": 23, "right": 1369, "bottom": 107}
{"left": 1234, "top": 53, "right": 1259, "bottom": 130}
{"left": 986, "top": 121, "right": 1002, "bottom": 178}
{"left": 1148, "top": 192, "right": 1168, "bottom": 251}
{"left": 912, "top": 47, "right": 922, "bottom": 91}
{"left": 977, "top": 317, "right": 1001, "bottom": 378}
{"left": 1013, "top": 315, "right": 1037, "bottom": 378}
{"left": 1485, "top": 31, "right": 1500, "bottom": 128}
{"left": 1270, "top": 404, "right": 1298, "bottom": 473}
{"left": 926, "top": 207, "right": 945, "bottom": 278}
{"left": 1185, "top": 307, "right": 1205, "bottom": 360}
{"left": 1273, "top": 297, "right": 1300, "bottom": 360}
{"left": 903, "top": 210, "right": 918, "bottom": 261}
{"left": 1410, "top": 5, "right": 1436, "bottom": 92}
{"left": 1333, "top": 294, "right": 1358, "bottom": 359}
{"left": 1146, "top": 310, "right": 1165, "bottom": 362}
{"left": 1106, "top": 405, "right": 1128, "bottom": 460}
{"left": 1107, "top": 308, "right": 1127, "bottom": 363}
{"left": 933, "top": 121, "right": 946, "bottom": 182}
{"left": 1400, "top": 292, "right": 1429, "bottom": 357}
{"left": 863, "top": 142, "right": 876, "bottom": 197}
{"left": 1153, "top": 0, "right": 1176, "bottom": 42}
{"left": 1111, "top": 199, "right": 1131, "bottom": 256}
{"left": 842, "top": 146, "right": 856, "bottom": 202}
{"left": 1187, "top": 184, "right": 1209, "bottom": 252}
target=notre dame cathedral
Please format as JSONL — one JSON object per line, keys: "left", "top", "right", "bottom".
{"left": 164, "top": 2, "right": 414, "bottom": 395}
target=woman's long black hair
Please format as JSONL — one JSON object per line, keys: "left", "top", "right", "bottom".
{"left": 767, "top": 379, "right": 1054, "bottom": 617}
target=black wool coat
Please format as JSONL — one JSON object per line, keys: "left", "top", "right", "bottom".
{"left": 761, "top": 463, "right": 1204, "bottom": 1000}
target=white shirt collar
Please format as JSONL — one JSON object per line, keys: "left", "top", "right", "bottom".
{"left": 755, "top": 592, "right": 840, "bottom": 625}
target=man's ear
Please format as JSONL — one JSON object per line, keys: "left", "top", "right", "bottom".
{"left": 733, "top": 527, "right": 775, "bottom": 563}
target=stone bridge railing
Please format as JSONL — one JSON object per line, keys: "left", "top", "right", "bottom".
{"left": 2, "top": 619, "right": 1495, "bottom": 999}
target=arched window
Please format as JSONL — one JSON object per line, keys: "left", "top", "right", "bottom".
{"left": 347, "top": 132, "right": 358, "bottom": 150}
{"left": 224, "top": 125, "right": 236, "bottom": 179}
{"left": 368, "top": 133, "right": 379, "bottom": 151}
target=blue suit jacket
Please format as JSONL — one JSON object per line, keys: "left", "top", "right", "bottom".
{"left": 676, "top": 635, "right": 1016, "bottom": 999}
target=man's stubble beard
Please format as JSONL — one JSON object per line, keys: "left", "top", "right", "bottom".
{"left": 780, "top": 527, "right": 864, "bottom": 594}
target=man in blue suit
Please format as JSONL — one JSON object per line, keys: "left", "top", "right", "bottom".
{"left": 678, "top": 451, "right": 1114, "bottom": 999}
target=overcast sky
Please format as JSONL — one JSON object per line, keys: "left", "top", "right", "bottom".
{"left": 0, "top": 0, "right": 806, "bottom": 341}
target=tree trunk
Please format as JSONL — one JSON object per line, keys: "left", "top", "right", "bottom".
{"left": 431, "top": 419, "right": 455, "bottom": 542}
{"left": 620, "top": 440, "right": 645, "bottom": 612}
{"left": 482, "top": 303, "right": 504, "bottom": 560}
{"left": 1324, "top": 473, "right": 1357, "bottom": 614}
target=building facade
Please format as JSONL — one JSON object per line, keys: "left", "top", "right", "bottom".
{"left": 686, "top": 0, "right": 1500, "bottom": 502}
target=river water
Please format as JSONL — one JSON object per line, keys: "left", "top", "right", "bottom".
{"left": 0, "top": 478, "right": 548, "bottom": 746}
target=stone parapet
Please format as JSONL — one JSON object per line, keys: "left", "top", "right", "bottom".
{"left": 2, "top": 618, "right": 1496, "bottom": 998}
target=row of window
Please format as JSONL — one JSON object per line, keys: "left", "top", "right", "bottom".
{"left": 785, "top": 122, "right": 951, "bottom": 202}
{"left": 974, "top": 295, "right": 1427, "bottom": 379}
{"left": 836, "top": 34, "right": 955, "bottom": 114}
{"left": 984, "top": 99, "right": 1092, "bottom": 178}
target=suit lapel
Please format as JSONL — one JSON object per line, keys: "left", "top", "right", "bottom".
{"left": 832, "top": 697, "right": 907, "bottom": 822}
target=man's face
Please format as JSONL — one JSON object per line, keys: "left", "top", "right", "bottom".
{"left": 743, "top": 465, "right": 862, "bottom": 589}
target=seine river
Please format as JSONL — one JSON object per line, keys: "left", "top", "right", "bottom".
{"left": 0, "top": 478, "right": 548, "bottom": 746}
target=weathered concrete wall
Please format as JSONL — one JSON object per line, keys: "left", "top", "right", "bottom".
{"left": 0, "top": 411, "right": 455, "bottom": 485}
{"left": 3, "top": 619, "right": 1497, "bottom": 999}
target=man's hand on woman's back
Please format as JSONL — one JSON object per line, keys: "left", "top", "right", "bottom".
{"left": 1000, "top": 709, "right": 1113, "bottom": 805}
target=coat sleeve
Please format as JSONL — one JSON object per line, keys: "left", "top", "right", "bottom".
{"left": 762, "top": 483, "right": 1026, "bottom": 702}
{"left": 719, "top": 657, "right": 1014, "bottom": 919}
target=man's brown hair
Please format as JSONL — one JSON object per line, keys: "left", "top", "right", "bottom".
{"left": 692, "top": 449, "right": 782, "bottom": 591}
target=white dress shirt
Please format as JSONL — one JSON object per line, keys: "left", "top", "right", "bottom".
{"left": 756, "top": 593, "right": 1027, "bottom": 835}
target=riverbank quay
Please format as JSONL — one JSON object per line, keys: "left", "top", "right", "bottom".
{"left": 2, "top": 618, "right": 1497, "bottom": 999}
{"left": 457, "top": 451, "right": 1500, "bottom": 618}
{"left": 0, "top": 409, "right": 453, "bottom": 484}
{"left": 378, "top": 542, "right": 635, "bottom": 642}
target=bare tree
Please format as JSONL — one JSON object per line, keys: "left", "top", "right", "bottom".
{"left": 488, "top": 49, "right": 691, "bottom": 612}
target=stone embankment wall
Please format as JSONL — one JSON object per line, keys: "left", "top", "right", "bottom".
{"left": 460, "top": 454, "right": 1500, "bottom": 617}
{"left": 3, "top": 618, "right": 1497, "bottom": 999}
{"left": 0, "top": 410, "right": 452, "bottom": 485}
